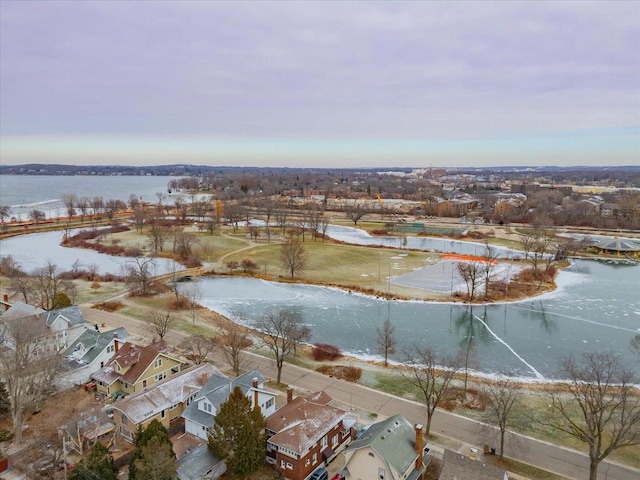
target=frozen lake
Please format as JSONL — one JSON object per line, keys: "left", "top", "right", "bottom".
{"left": 0, "top": 230, "right": 182, "bottom": 275}
{"left": 181, "top": 259, "right": 640, "bottom": 380}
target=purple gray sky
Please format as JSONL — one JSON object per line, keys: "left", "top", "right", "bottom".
{"left": 1, "top": 0, "right": 638, "bottom": 168}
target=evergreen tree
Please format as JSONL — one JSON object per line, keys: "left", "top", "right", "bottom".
{"left": 128, "top": 419, "right": 175, "bottom": 480}
{"left": 69, "top": 442, "right": 117, "bottom": 480}
{"left": 208, "top": 386, "right": 266, "bottom": 477}
{"left": 0, "top": 381, "right": 9, "bottom": 417}
{"left": 132, "top": 435, "right": 176, "bottom": 480}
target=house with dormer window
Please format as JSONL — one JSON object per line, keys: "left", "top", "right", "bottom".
{"left": 0, "top": 303, "right": 89, "bottom": 353}
{"left": 91, "top": 341, "right": 184, "bottom": 398}
{"left": 112, "top": 363, "right": 222, "bottom": 442}
{"left": 56, "top": 326, "right": 128, "bottom": 388}
{"left": 265, "top": 390, "right": 355, "bottom": 480}
{"left": 340, "top": 415, "right": 428, "bottom": 480}
{"left": 182, "top": 369, "right": 276, "bottom": 440}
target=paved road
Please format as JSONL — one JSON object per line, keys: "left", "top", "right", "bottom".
{"left": 81, "top": 306, "right": 640, "bottom": 480}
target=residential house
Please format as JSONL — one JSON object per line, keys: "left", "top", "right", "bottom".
{"left": 340, "top": 415, "right": 428, "bottom": 480}
{"left": 57, "top": 327, "right": 128, "bottom": 388}
{"left": 265, "top": 390, "right": 354, "bottom": 480}
{"left": 183, "top": 369, "right": 276, "bottom": 440}
{"left": 91, "top": 341, "right": 184, "bottom": 398}
{"left": 0, "top": 304, "right": 89, "bottom": 353}
{"left": 176, "top": 444, "right": 226, "bottom": 480}
{"left": 112, "top": 363, "right": 221, "bottom": 442}
{"left": 439, "top": 449, "right": 509, "bottom": 480}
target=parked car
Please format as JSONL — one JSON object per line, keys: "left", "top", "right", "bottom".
{"left": 331, "top": 474, "right": 345, "bottom": 480}
{"left": 309, "top": 468, "right": 328, "bottom": 480}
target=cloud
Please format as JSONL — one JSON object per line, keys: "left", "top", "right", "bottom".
{"left": 0, "top": 0, "right": 638, "bottom": 165}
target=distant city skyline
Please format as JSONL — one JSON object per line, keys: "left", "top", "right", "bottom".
{"left": 1, "top": 1, "right": 638, "bottom": 168}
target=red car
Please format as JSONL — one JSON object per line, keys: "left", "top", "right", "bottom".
{"left": 331, "top": 474, "right": 345, "bottom": 480}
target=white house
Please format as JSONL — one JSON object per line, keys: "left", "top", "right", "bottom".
{"left": 57, "top": 326, "right": 128, "bottom": 388}
{"left": 182, "top": 369, "right": 276, "bottom": 440}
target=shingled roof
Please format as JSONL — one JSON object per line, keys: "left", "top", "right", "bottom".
{"left": 265, "top": 391, "right": 347, "bottom": 454}
{"left": 113, "top": 363, "right": 222, "bottom": 424}
{"left": 345, "top": 415, "right": 422, "bottom": 480}
{"left": 92, "top": 341, "right": 180, "bottom": 385}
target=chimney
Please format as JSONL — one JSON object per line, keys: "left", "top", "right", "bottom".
{"left": 252, "top": 377, "right": 258, "bottom": 388}
{"left": 286, "top": 387, "right": 293, "bottom": 404}
{"left": 414, "top": 424, "right": 424, "bottom": 473}
{"left": 254, "top": 388, "right": 260, "bottom": 414}
{"left": 201, "top": 373, "right": 208, "bottom": 385}
{"left": 114, "top": 339, "right": 120, "bottom": 352}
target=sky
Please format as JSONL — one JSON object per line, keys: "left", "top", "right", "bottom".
{"left": 1, "top": 0, "right": 639, "bottom": 168}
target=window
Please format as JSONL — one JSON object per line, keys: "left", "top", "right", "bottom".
{"left": 265, "top": 398, "right": 274, "bottom": 409}
{"left": 378, "top": 468, "right": 385, "bottom": 480}
{"left": 107, "top": 344, "right": 114, "bottom": 354}
{"left": 286, "top": 463, "right": 293, "bottom": 470}
{"left": 121, "top": 414, "right": 128, "bottom": 425}
{"left": 332, "top": 434, "right": 338, "bottom": 447}
{"left": 100, "top": 361, "right": 104, "bottom": 368}
{"left": 280, "top": 460, "right": 286, "bottom": 469}
{"left": 203, "top": 402, "right": 212, "bottom": 413}
{"left": 321, "top": 436, "right": 327, "bottom": 448}
{"left": 154, "top": 358, "right": 163, "bottom": 368}
{"left": 155, "top": 371, "right": 167, "bottom": 382}
{"left": 312, "top": 453, "right": 317, "bottom": 465}
{"left": 142, "top": 379, "right": 147, "bottom": 388}
{"left": 161, "top": 409, "right": 166, "bottom": 419}
{"left": 305, "top": 459, "right": 310, "bottom": 467}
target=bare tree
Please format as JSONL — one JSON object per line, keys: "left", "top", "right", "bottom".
{"left": 376, "top": 316, "right": 396, "bottom": 367}
{"left": 179, "top": 334, "right": 216, "bottom": 364}
{"left": 90, "top": 196, "right": 104, "bottom": 221}
{"left": 147, "top": 309, "right": 179, "bottom": 341}
{"left": 31, "top": 260, "right": 73, "bottom": 310}
{"left": 255, "top": 309, "right": 308, "bottom": 384}
{"left": 456, "top": 260, "right": 483, "bottom": 301}
{"left": 482, "top": 376, "right": 522, "bottom": 460}
{"left": 274, "top": 208, "right": 288, "bottom": 235}
{"left": 126, "top": 256, "right": 156, "bottom": 295}
{"left": 280, "top": 236, "right": 306, "bottom": 278}
{"left": 132, "top": 205, "right": 148, "bottom": 232}
{"left": 8, "top": 265, "right": 33, "bottom": 304}
{"left": 62, "top": 193, "right": 77, "bottom": 218}
{"left": 543, "top": 353, "right": 640, "bottom": 480}
{"left": 219, "top": 321, "right": 251, "bottom": 375}
{"left": 0, "top": 205, "right": 11, "bottom": 225}
{"left": 104, "top": 198, "right": 126, "bottom": 222}
{"left": 173, "top": 232, "right": 199, "bottom": 259}
{"left": 29, "top": 209, "right": 46, "bottom": 224}
{"left": 481, "top": 242, "right": 499, "bottom": 300}
{"left": 0, "top": 319, "right": 61, "bottom": 444}
{"left": 76, "top": 196, "right": 90, "bottom": 223}
{"left": 346, "top": 201, "right": 366, "bottom": 225}
{"left": 403, "top": 345, "right": 461, "bottom": 436}
{"left": 147, "top": 223, "right": 171, "bottom": 253}
{"left": 183, "top": 281, "right": 203, "bottom": 324}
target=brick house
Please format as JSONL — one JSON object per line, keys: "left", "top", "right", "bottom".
{"left": 265, "top": 390, "right": 355, "bottom": 480}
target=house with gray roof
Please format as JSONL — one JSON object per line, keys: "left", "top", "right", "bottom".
{"left": 439, "top": 449, "right": 509, "bottom": 480}
{"left": 182, "top": 369, "right": 276, "bottom": 440}
{"left": 340, "top": 415, "right": 428, "bottom": 480}
{"left": 0, "top": 303, "right": 89, "bottom": 354}
{"left": 112, "top": 363, "right": 222, "bottom": 442}
{"left": 56, "top": 326, "right": 128, "bottom": 388}
{"left": 176, "top": 444, "right": 226, "bottom": 480}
